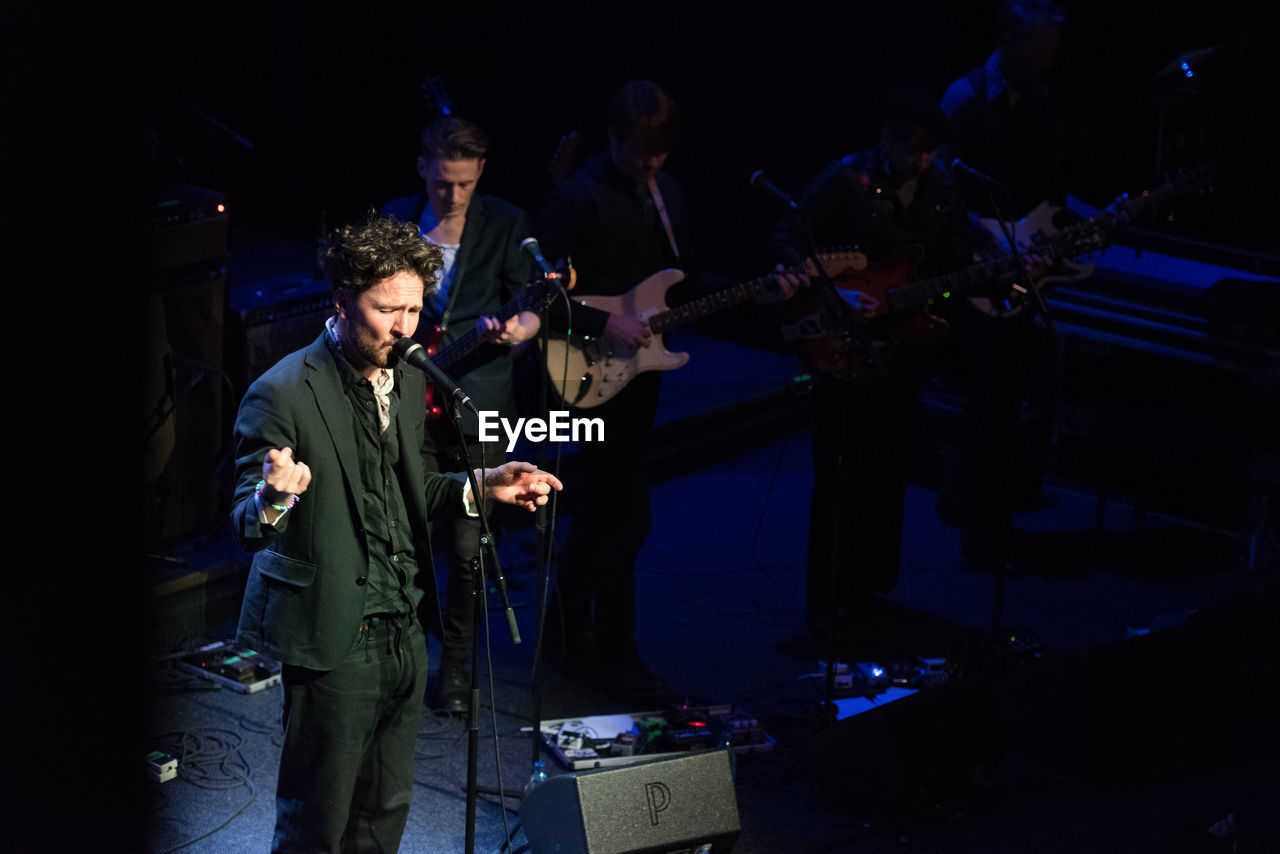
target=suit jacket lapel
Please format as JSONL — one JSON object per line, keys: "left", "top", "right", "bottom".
{"left": 409, "top": 192, "right": 429, "bottom": 227}
{"left": 449, "top": 194, "right": 485, "bottom": 302}
{"left": 303, "top": 333, "right": 367, "bottom": 532}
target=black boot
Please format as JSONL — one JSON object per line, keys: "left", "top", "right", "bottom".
{"left": 542, "top": 629, "right": 606, "bottom": 682}
{"left": 430, "top": 658, "right": 470, "bottom": 714}
{"left": 600, "top": 643, "right": 668, "bottom": 703}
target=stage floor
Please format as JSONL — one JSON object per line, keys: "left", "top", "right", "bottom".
{"left": 144, "top": 379, "right": 1279, "bottom": 852}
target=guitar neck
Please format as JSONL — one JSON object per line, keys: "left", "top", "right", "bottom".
{"left": 646, "top": 275, "right": 773, "bottom": 335}
{"left": 890, "top": 175, "right": 1194, "bottom": 312}
{"left": 432, "top": 291, "right": 532, "bottom": 370}
{"left": 888, "top": 252, "right": 1025, "bottom": 312}
{"left": 647, "top": 256, "right": 834, "bottom": 335}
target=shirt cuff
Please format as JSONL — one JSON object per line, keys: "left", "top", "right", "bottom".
{"left": 462, "top": 478, "right": 480, "bottom": 518}
{"left": 255, "top": 491, "right": 292, "bottom": 527}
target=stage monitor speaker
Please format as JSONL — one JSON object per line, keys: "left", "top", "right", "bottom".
{"left": 142, "top": 265, "right": 231, "bottom": 546}
{"left": 521, "top": 750, "right": 740, "bottom": 854}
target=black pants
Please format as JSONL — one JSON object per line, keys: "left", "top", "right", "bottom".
{"left": 273, "top": 614, "right": 427, "bottom": 853}
{"left": 550, "top": 371, "right": 661, "bottom": 659}
{"left": 807, "top": 349, "right": 925, "bottom": 637}
{"left": 937, "top": 303, "right": 1053, "bottom": 558}
{"left": 422, "top": 426, "right": 507, "bottom": 671}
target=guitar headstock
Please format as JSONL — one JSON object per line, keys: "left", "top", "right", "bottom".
{"left": 420, "top": 73, "right": 453, "bottom": 121}
{"left": 521, "top": 262, "right": 577, "bottom": 311}
{"left": 809, "top": 246, "right": 869, "bottom": 277}
{"left": 1108, "top": 163, "right": 1215, "bottom": 227}
{"left": 548, "top": 131, "right": 582, "bottom": 186}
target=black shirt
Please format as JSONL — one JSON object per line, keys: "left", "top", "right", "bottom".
{"left": 325, "top": 333, "right": 420, "bottom": 616}
{"left": 534, "top": 152, "right": 691, "bottom": 338}
{"left": 380, "top": 193, "right": 538, "bottom": 433}
{"left": 774, "top": 146, "right": 974, "bottom": 278}
{"left": 941, "top": 49, "right": 1066, "bottom": 220}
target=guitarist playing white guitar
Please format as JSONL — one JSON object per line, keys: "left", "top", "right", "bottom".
{"left": 937, "top": 0, "right": 1109, "bottom": 571}
{"left": 530, "top": 80, "right": 806, "bottom": 703}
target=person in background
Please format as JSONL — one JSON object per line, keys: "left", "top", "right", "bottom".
{"left": 382, "top": 116, "right": 541, "bottom": 713}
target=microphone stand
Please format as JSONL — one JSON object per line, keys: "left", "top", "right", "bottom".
{"left": 792, "top": 206, "right": 881, "bottom": 732}
{"left": 528, "top": 272, "right": 562, "bottom": 769}
{"left": 447, "top": 397, "right": 521, "bottom": 854}
{"left": 493, "top": 269, "right": 568, "bottom": 854}
{"left": 981, "top": 185, "right": 1052, "bottom": 669}
{"left": 754, "top": 170, "right": 880, "bottom": 730}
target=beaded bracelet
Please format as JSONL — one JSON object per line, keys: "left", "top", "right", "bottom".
{"left": 256, "top": 480, "right": 300, "bottom": 512}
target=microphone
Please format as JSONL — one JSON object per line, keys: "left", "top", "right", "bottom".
{"left": 519, "top": 237, "right": 555, "bottom": 277}
{"left": 747, "top": 168, "right": 798, "bottom": 210}
{"left": 391, "top": 337, "right": 477, "bottom": 414}
{"left": 950, "top": 158, "right": 1005, "bottom": 188}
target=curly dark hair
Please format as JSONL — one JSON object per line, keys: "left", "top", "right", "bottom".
{"left": 324, "top": 210, "right": 443, "bottom": 299}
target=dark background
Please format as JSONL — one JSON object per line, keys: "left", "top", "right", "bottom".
{"left": 14, "top": 1, "right": 1275, "bottom": 850}
{"left": 141, "top": 0, "right": 1277, "bottom": 269}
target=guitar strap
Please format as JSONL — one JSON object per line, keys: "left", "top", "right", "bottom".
{"left": 438, "top": 249, "right": 465, "bottom": 334}
{"left": 646, "top": 176, "right": 681, "bottom": 262}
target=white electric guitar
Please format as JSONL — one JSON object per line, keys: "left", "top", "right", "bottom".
{"left": 970, "top": 201, "right": 1097, "bottom": 317}
{"left": 541, "top": 250, "right": 866, "bottom": 408}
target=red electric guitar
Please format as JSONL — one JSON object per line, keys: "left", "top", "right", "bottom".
{"left": 422, "top": 274, "right": 566, "bottom": 419}
{"left": 781, "top": 167, "right": 1213, "bottom": 381}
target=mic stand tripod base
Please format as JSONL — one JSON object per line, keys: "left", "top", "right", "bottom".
{"left": 473, "top": 784, "right": 523, "bottom": 802}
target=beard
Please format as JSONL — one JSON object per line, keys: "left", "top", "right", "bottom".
{"left": 342, "top": 322, "right": 397, "bottom": 373}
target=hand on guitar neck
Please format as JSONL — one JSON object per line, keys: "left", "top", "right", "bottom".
{"left": 756, "top": 263, "right": 810, "bottom": 304}
{"left": 548, "top": 131, "right": 582, "bottom": 187}
{"left": 837, "top": 289, "right": 881, "bottom": 319}
{"left": 476, "top": 310, "right": 541, "bottom": 346}
{"left": 972, "top": 202, "right": 1093, "bottom": 316}
{"left": 599, "top": 262, "right": 804, "bottom": 348}
{"left": 604, "top": 313, "right": 653, "bottom": 349}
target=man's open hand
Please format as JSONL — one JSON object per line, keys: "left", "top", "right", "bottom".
{"left": 481, "top": 461, "right": 564, "bottom": 511}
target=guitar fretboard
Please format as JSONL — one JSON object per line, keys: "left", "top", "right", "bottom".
{"left": 885, "top": 174, "right": 1199, "bottom": 312}
{"left": 887, "top": 253, "right": 1026, "bottom": 312}
{"left": 647, "top": 253, "right": 846, "bottom": 335}
{"left": 433, "top": 287, "right": 542, "bottom": 370}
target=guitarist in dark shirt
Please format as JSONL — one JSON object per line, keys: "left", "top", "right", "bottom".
{"left": 533, "top": 80, "right": 684, "bottom": 701}
{"left": 534, "top": 80, "right": 801, "bottom": 700}
{"left": 382, "top": 115, "right": 540, "bottom": 712}
{"left": 936, "top": 0, "right": 1090, "bottom": 572}
{"left": 772, "top": 93, "right": 976, "bottom": 649}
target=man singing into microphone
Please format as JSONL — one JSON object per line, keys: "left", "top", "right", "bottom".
{"left": 230, "top": 211, "right": 561, "bottom": 853}
{"left": 381, "top": 115, "right": 541, "bottom": 713}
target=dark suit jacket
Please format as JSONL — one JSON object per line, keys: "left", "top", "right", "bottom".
{"left": 380, "top": 192, "right": 537, "bottom": 431}
{"left": 231, "top": 332, "right": 464, "bottom": 670}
